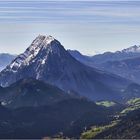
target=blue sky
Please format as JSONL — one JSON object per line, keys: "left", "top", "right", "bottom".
{"left": 0, "top": 1, "right": 140, "bottom": 55}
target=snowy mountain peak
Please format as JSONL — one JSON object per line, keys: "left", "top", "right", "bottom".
{"left": 35, "top": 35, "right": 55, "bottom": 45}
{"left": 7, "top": 35, "right": 63, "bottom": 72}
{"left": 32, "top": 35, "right": 58, "bottom": 48}
{"left": 121, "top": 45, "right": 140, "bottom": 53}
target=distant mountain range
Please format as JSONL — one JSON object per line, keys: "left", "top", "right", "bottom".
{"left": 0, "top": 35, "right": 136, "bottom": 102}
{"left": 2, "top": 44, "right": 140, "bottom": 85}
{"left": 68, "top": 45, "right": 140, "bottom": 84}
{"left": 0, "top": 53, "right": 16, "bottom": 71}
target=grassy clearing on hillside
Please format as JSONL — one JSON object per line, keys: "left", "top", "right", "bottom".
{"left": 80, "top": 121, "right": 118, "bottom": 139}
{"left": 121, "top": 98, "right": 140, "bottom": 114}
{"left": 96, "top": 101, "right": 116, "bottom": 107}
{"left": 81, "top": 98, "right": 140, "bottom": 139}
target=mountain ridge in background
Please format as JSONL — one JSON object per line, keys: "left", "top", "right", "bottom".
{"left": 69, "top": 45, "right": 140, "bottom": 65}
{"left": 69, "top": 45, "right": 140, "bottom": 84}
{"left": 0, "top": 53, "right": 16, "bottom": 71}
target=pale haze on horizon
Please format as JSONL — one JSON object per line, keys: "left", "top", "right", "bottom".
{"left": 0, "top": 1, "right": 140, "bottom": 55}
